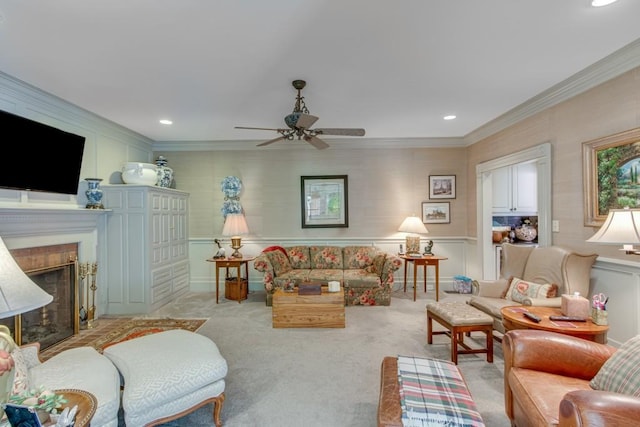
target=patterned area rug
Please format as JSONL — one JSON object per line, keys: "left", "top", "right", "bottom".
{"left": 91, "top": 317, "right": 207, "bottom": 352}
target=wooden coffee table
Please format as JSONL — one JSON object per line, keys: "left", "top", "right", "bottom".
{"left": 272, "top": 286, "right": 345, "bottom": 328}
{"left": 501, "top": 306, "right": 608, "bottom": 344}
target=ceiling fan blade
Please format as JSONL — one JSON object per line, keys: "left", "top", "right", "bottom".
{"left": 235, "top": 126, "right": 287, "bottom": 132}
{"left": 294, "top": 113, "right": 319, "bottom": 130}
{"left": 257, "top": 135, "right": 287, "bottom": 147}
{"left": 314, "top": 128, "right": 366, "bottom": 136}
{"left": 304, "top": 135, "right": 330, "bottom": 150}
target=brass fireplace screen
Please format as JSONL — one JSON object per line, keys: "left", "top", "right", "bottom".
{"left": 0, "top": 244, "right": 80, "bottom": 350}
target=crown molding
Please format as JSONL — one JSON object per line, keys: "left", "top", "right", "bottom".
{"left": 465, "top": 38, "right": 640, "bottom": 145}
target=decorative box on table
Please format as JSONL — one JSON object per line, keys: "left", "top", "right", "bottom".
{"left": 298, "top": 283, "right": 322, "bottom": 295}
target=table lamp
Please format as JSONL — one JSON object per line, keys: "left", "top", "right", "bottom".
{"left": 0, "top": 236, "right": 53, "bottom": 418}
{"left": 222, "top": 213, "right": 249, "bottom": 258}
{"left": 398, "top": 215, "right": 429, "bottom": 256}
{"left": 586, "top": 207, "right": 640, "bottom": 254}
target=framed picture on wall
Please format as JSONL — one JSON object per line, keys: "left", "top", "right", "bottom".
{"left": 583, "top": 127, "right": 640, "bottom": 226}
{"left": 429, "top": 175, "right": 456, "bottom": 199}
{"left": 422, "top": 202, "right": 450, "bottom": 224}
{"left": 301, "top": 175, "right": 349, "bottom": 228}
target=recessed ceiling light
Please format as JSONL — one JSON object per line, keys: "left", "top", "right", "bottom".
{"left": 592, "top": 0, "right": 618, "bottom": 7}
{"left": 159, "top": 119, "right": 173, "bottom": 125}
{"left": 443, "top": 115, "right": 456, "bottom": 120}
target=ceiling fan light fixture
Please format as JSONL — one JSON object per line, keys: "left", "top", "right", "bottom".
{"left": 236, "top": 79, "right": 366, "bottom": 149}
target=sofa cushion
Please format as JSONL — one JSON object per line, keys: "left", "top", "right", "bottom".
{"left": 343, "top": 269, "right": 381, "bottom": 288}
{"left": 266, "top": 249, "right": 293, "bottom": 276}
{"left": 273, "top": 270, "right": 311, "bottom": 287}
{"left": 310, "top": 246, "right": 343, "bottom": 269}
{"left": 286, "top": 246, "right": 311, "bottom": 269}
{"left": 503, "top": 277, "right": 558, "bottom": 303}
{"left": 308, "top": 269, "right": 343, "bottom": 282}
{"left": 343, "top": 246, "right": 377, "bottom": 269}
{"left": 590, "top": 335, "right": 640, "bottom": 396}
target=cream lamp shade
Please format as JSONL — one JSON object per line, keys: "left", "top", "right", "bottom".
{"left": 0, "top": 237, "right": 53, "bottom": 318}
{"left": 0, "top": 236, "right": 54, "bottom": 419}
{"left": 586, "top": 207, "right": 640, "bottom": 254}
{"left": 222, "top": 213, "right": 250, "bottom": 258}
{"left": 398, "top": 215, "right": 429, "bottom": 255}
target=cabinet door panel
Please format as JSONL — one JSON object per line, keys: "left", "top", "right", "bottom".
{"left": 513, "top": 162, "right": 537, "bottom": 213}
{"left": 492, "top": 166, "right": 512, "bottom": 213}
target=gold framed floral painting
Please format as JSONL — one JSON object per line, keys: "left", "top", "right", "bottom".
{"left": 583, "top": 127, "right": 640, "bottom": 226}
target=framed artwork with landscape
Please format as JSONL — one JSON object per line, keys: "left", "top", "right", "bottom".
{"left": 583, "top": 127, "right": 640, "bottom": 226}
{"left": 422, "top": 202, "right": 450, "bottom": 224}
{"left": 429, "top": 175, "right": 456, "bottom": 199}
{"left": 301, "top": 175, "right": 349, "bottom": 228}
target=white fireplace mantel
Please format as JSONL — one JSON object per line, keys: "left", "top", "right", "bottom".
{"left": 0, "top": 207, "right": 107, "bottom": 238}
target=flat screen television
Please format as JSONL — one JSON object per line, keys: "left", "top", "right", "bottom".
{"left": 0, "top": 109, "right": 86, "bottom": 195}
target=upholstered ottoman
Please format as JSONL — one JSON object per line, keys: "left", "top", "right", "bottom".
{"left": 102, "top": 329, "right": 228, "bottom": 426}
{"left": 426, "top": 301, "right": 494, "bottom": 364}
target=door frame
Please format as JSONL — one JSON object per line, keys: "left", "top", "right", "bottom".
{"left": 476, "top": 142, "right": 552, "bottom": 279}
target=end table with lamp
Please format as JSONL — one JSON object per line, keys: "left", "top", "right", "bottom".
{"left": 400, "top": 254, "right": 448, "bottom": 301}
{"left": 207, "top": 256, "right": 255, "bottom": 304}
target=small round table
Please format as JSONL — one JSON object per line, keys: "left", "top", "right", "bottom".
{"left": 49, "top": 389, "right": 97, "bottom": 427}
{"left": 501, "top": 306, "right": 609, "bottom": 344}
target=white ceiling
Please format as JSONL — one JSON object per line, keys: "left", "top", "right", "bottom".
{"left": 1, "top": 0, "right": 640, "bottom": 146}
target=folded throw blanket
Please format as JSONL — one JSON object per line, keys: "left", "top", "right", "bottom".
{"left": 397, "top": 355, "right": 485, "bottom": 427}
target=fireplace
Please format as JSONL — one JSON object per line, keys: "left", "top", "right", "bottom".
{"left": 0, "top": 243, "right": 79, "bottom": 349}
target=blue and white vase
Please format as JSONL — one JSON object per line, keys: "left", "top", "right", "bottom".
{"left": 155, "top": 156, "right": 174, "bottom": 188}
{"left": 85, "top": 178, "right": 104, "bottom": 209}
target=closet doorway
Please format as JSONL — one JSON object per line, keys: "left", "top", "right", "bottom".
{"left": 476, "top": 143, "right": 552, "bottom": 280}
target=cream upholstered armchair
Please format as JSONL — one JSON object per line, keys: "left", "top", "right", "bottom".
{"left": 468, "top": 243, "right": 598, "bottom": 334}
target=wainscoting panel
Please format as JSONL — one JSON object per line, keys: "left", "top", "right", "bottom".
{"left": 590, "top": 257, "right": 640, "bottom": 347}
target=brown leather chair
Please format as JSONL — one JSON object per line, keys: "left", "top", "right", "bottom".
{"left": 503, "top": 329, "right": 640, "bottom": 426}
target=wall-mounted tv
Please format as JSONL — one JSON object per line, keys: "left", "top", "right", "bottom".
{"left": 0, "top": 109, "right": 86, "bottom": 195}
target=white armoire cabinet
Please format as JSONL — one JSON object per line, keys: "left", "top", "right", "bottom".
{"left": 100, "top": 185, "right": 189, "bottom": 314}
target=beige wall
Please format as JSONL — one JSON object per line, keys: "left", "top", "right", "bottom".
{"left": 466, "top": 66, "right": 640, "bottom": 260}
{"left": 157, "top": 147, "right": 467, "bottom": 242}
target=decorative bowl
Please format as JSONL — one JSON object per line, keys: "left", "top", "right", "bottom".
{"left": 515, "top": 225, "right": 537, "bottom": 242}
{"left": 121, "top": 162, "right": 158, "bottom": 185}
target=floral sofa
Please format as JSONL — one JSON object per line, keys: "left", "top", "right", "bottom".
{"left": 254, "top": 245, "right": 402, "bottom": 306}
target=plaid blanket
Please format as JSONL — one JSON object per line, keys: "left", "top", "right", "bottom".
{"left": 397, "top": 355, "right": 485, "bottom": 427}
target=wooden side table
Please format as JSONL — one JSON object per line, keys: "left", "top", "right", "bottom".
{"left": 501, "top": 306, "right": 609, "bottom": 344}
{"left": 400, "top": 255, "right": 448, "bottom": 301}
{"left": 207, "top": 257, "right": 255, "bottom": 304}
{"left": 50, "top": 388, "right": 97, "bottom": 427}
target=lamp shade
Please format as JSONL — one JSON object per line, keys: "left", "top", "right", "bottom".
{"left": 0, "top": 237, "right": 53, "bottom": 319}
{"left": 398, "top": 216, "right": 429, "bottom": 235}
{"left": 586, "top": 208, "right": 640, "bottom": 244}
{"left": 222, "top": 213, "right": 249, "bottom": 237}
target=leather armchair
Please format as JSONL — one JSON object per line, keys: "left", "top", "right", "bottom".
{"left": 503, "top": 329, "right": 640, "bottom": 427}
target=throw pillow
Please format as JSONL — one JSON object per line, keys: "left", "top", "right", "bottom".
{"left": 503, "top": 277, "right": 558, "bottom": 303}
{"left": 266, "top": 250, "right": 292, "bottom": 276}
{"left": 10, "top": 347, "right": 30, "bottom": 395}
{"left": 263, "top": 245, "right": 288, "bottom": 257}
{"left": 590, "top": 335, "right": 640, "bottom": 396}
{"left": 365, "top": 253, "right": 387, "bottom": 275}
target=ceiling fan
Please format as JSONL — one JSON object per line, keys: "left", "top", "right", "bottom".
{"left": 235, "top": 79, "right": 365, "bottom": 150}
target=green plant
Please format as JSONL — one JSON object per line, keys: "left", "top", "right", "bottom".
{"left": 9, "top": 386, "right": 68, "bottom": 414}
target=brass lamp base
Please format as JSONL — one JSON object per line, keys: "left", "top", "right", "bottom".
{"left": 230, "top": 237, "right": 243, "bottom": 258}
